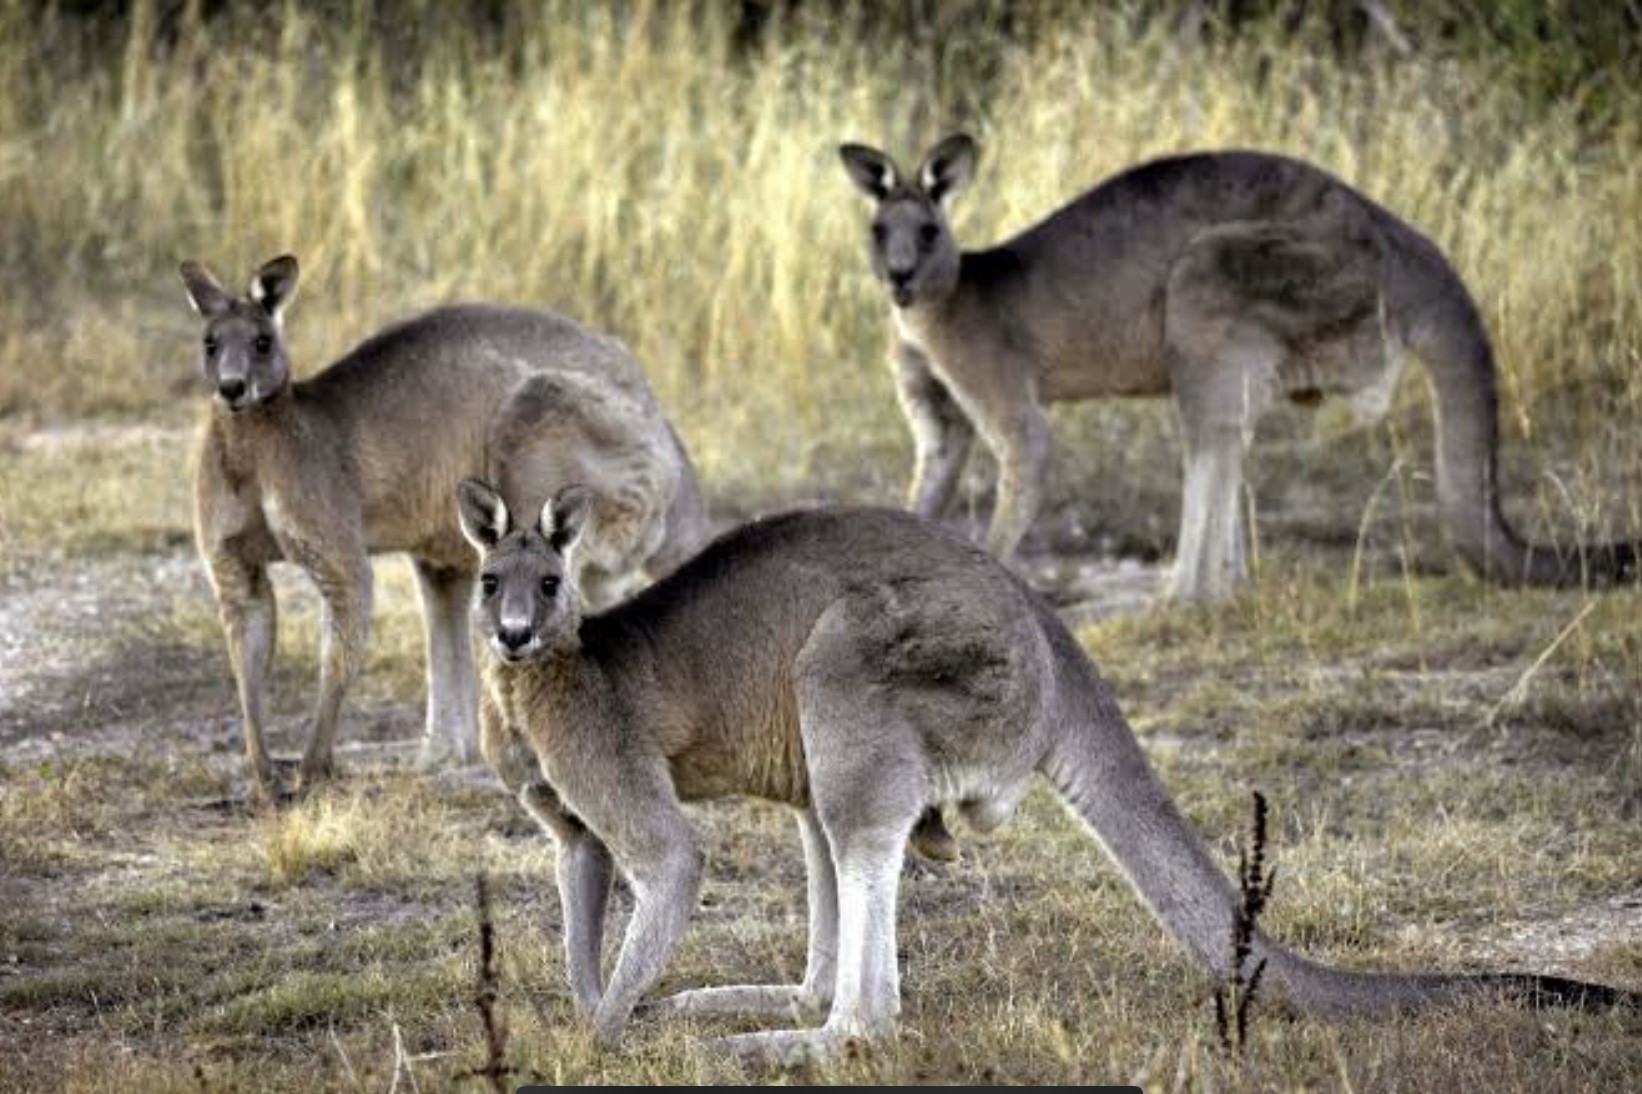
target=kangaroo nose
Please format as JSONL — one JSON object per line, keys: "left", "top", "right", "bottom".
{"left": 498, "top": 626, "right": 532, "bottom": 652}
{"left": 218, "top": 378, "right": 246, "bottom": 402}
{"left": 888, "top": 268, "right": 914, "bottom": 289}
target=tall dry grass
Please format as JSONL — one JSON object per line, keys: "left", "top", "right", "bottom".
{"left": 2, "top": 0, "right": 1640, "bottom": 524}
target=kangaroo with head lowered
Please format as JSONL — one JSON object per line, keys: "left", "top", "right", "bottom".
{"left": 180, "top": 255, "right": 707, "bottom": 800}
{"left": 838, "top": 136, "right": 1641, "bottom": 601}
{"left": 459, "top": 484, "right": 1638, "bottom": 1062}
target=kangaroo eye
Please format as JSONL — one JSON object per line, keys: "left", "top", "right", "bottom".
{"left": 480, "top": 575, "right": 498, "bottom": 597}
{"left": 540, "top": 576, "right": 560, "bottom": 598}
{"left": 203, "top": 336, "right": 219, "bottom": 356}
{"left": 253, "top": 335, "right": 273, "bottom": 354}
{"left": 918, "top": 223, "right": 940, "bottom": 247}
{"left": 871, "top": 223, "right": 888, "bottom": 245}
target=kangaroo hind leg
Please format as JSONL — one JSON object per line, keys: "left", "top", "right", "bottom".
{"left": 413, "top": 561, "right": 480, "bottom": 768}
{"left": 294, "top": 535, "right": 372, "bottom": 791}
{"left": 1165, "top": 326, "right": 1279, "bottom": 603}
{"left": 714, "top": 631, "right": 926, "bottom": 1062}
{"left": 655, "top": 807, "right": 839, "bottom": 1022}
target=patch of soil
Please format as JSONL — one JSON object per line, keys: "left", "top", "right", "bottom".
{"left": 1469, "top": 885, "right": 1642, "bottom": 973}
{"left": 0, "top": 553, "right": 214, "bottom": 744}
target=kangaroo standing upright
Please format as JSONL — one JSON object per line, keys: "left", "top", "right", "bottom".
{"left": 838, "top": 136, "right": 1640, "bottom": 601}
{"left": 459, "top": 485, "right": 1636, "bottom": 1062}
{"left": 180, "top": 255, "right": 707, "bottom": 799}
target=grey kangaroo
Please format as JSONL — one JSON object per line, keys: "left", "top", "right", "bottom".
{"left": 838, "top": 135, "right": 1641, "bottom": 601}
{"left": 459, "top": 484, "right": 1637, "bottom": 1062}
{"left": 180, "top": 255, "right": 707, "bottom": 799}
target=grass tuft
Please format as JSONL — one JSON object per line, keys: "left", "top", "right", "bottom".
{"left": 261, "top": 795, "right": 363, "bottom": 884}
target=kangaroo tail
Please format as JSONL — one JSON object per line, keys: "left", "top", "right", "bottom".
{"left": 1034, "top": 608, "right": 1641, "bottom": 1016}
{"left": 1385, "top": 225, "right": 1640, "bottom": 587}
{"left": 1476, "top": 973, "right": 1642, "bottom": 1011}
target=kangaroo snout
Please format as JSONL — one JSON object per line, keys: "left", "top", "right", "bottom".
{"left": 888, "top": 268, "right": 916, "bottom": 305}
{"left": 217, "top": 377, "right": 248, "bottom": 405}
{"left": 492, "top": 622, "right": 543, "bottom": 662}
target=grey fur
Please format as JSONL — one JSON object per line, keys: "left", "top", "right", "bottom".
{"left": 181, "top": 255, "right": 708, "bottom": 799}
{"left": 838, "top": 137, "right": 1640, "bottom": 600}
{"left": 462, "top": 491, "right": 1637, "bottom": 1061}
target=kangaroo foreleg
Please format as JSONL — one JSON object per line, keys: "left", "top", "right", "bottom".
{"left": 555, "top": 826, "right": 615, "bottom": 1017}
{"left": 211, "top": 555, "right": 278, "bottom": 799}
{"left": 520, "top": 781, "right": 613, "bottom": 1017}
{"left": 895, "top": 346, "right": 976, "bottom": 518}
{"left": 484, "top": 687, "right": 614, "bottom": 1017}
{"left": 977, "top": 400, "right": 1051, "bottom": 560}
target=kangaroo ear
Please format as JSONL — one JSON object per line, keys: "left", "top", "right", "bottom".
{"left": 457, "top": 479, "right": 511, "bottom": 551}
{"left": 539, "top": 484, "right": 594, "bottom": 555}
{"left": 180, "top": 261, "right": 232, "bottom": 318}
{"left": 918, "top": 133, "right": 978, "bottom": 208}
{"left": 838, "top": 143, "right": 901, "bottom": 202}
{"left": 249, "top": 254, "right": 300, "bottom": 316}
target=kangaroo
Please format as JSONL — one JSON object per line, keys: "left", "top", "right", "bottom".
{"left": 458, "top": 484, "right": 1638, "bottom": 1061}
{"left": 838, "top": 135, "right": 1641, "bottom": 601}
{"left": 179, "top": 255, "right": 708, "bottom": 800}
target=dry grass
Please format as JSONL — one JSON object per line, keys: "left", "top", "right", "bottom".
{"left": 4, "top": 3, "right": 1642, "bottom": 1090}
{"left": 3, "top": 565, "right": 1641, "bottom": 1088}
{"left": 3, "top": 447, "right": 1641, "bottom": 1087}
{"left": 3, "top": 1, "right": 1640, "bottom": 538}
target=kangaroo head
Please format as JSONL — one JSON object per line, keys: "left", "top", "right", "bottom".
{"left": 838, "top": 133, "right": 976, "bottom": 308}
{"left": 178, "top": 255, "right": 299, "bottom": 412}
{"left": 458, "top": 479, "right": 594, "bottom": 663}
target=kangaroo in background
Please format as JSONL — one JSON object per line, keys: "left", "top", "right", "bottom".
{"left": 179, "top": 255, "right": 708, "bottom": 800}
{"left": 458, "top": 484, "right": 1637, "bottom": 1061}
{"left": 838, "top": 135, "right": 1641, "bottom": 601}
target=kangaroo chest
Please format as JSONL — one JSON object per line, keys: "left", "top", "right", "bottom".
{"left": 893, "top": 294, "right": 1169, "bottom": 404}
{"left": 893, "top": 306, "right": 1010, "bottom": 392}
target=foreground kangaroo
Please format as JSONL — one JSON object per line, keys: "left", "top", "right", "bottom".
{"left": 459, "top": 486, "right": 1637, "bottom": 1061}
{"left": 839, "top": 136, "right": 1641, "bottom": 600}
{"left": 180, "top": 255, "right": 707, "bottom": 799}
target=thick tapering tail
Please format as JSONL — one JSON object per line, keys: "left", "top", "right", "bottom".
{"left": 1478, "top": 973, "right": 1642, "bottom": 1011}
{"left": 1036, "top": 607, "right": 1640, "bottom": 1018}
{"left": 1261, "top": 954, "right": 1642, "bottom": 1018}
{"left": 1389, "top": 227, "right": 1641, "bottom": 588}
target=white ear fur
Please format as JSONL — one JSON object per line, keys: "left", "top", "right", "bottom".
{"left": 249, "top": 255, "right": 300, "bottom": 317}
{"left": 538, "top": 484, "right": 594, "bottom": 555}
{"left": 457, "top": 479, "right": 511, "bottom": 552}
{"left": 839, "top": 143, "right": 901, "bottom": 203}
{"left": 179, "top": 261, "right": 231, "bottom": 318}
{"left": 917, "top": 134, "right": 978, "bottom": 210}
